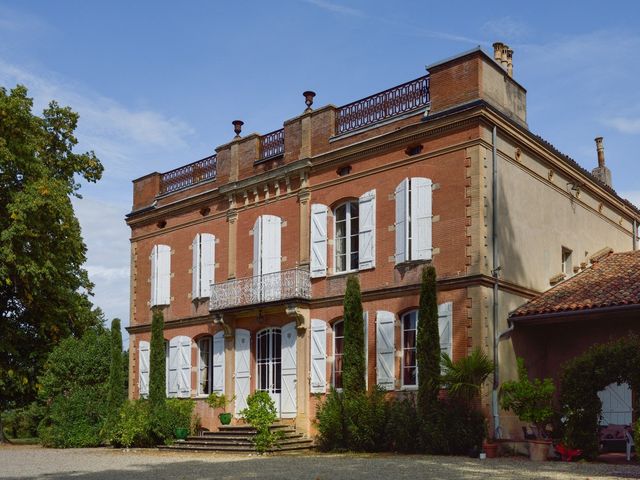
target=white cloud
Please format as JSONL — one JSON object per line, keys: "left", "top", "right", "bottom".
{"left": 605, "top": 117, "right": 640, "bottom": 135}
{"left": 483, "top": 16, "right": 531, "bottom": 41}
{"left": 303, "top": 0, "right": 365, "bottom": 17}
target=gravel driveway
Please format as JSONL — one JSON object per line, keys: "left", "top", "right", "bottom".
{"left": 2, "top": 445, "right": 640, "bottom": 480}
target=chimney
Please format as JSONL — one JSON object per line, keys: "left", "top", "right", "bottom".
{"left": 492, "top": 42, "right": 514, "bottom": 78}
{"left": 592, "top": 136, "right": 612, "bottom": 187}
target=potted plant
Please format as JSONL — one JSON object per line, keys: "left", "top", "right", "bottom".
{"left": 206, "top": 392, "right": 235, "bottom": 425}
{"left": 500, "top": 358, "right": 555, "bottom": 461}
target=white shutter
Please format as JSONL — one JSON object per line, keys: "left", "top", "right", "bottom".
{"left": 310, "top": 319, "right": 327, "bottom": 393}
{"left": 150, "top": 246, "right": 158, "bottom": 306}
{"left": 410, "top": 177, "right": 433, "bottom": 261}
{"left": 168, "top": 337, "right": 179, "bottom": 397}
{"left": 358, "top": 189, "right": 376, "bottom": 270}
{"left": 253, "top": 217, "right": 262, "bottom": 276}
{"left": 376, "top": 311, "right": 395, "bottom": 391}
{"left": 157, "top": 244, "right": 171, "bottom": 305}
{"left": 281, "top": 322, "right": 297, "bottom": 418}
{"left": 234, "top": 329, "right": 251, "bottom": 416}
{"left": 395, "top": 179, "right": 409, "bottom": 264}
{"left": 200, "top": 233, "right": 215, "bottom": 298}
{"left": 139, "top": 341, "right": 150, "bottom": 397}
{"left": 192, "top": 235, "right": 201, "bottom": 299}
{"left": 364, "top": 311, "right": 369, "bottom": 390}
{"left": 438, "top": 302, "right": 453, "bottom": 361}
{"left": 178, "top": 336, "right": 192, "bottom": 398}
{"left": 261, "top": 215, "right": 282, "bottom": 301}
{"left": 212, "top": 331, "right": 225, "bottom": 394}
{"left": 310, "top": 204, "right": 328, "bottom": 278}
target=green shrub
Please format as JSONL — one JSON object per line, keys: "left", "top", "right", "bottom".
{"left": 315, "top": 390, "right": 348, "bottom": 451}
{"left": 343, "top": 275, "right": 365, "bottom": 394}
{"left": 425, "top": 400, "right": 486, "bottom": 454}
{"left": 108, "top": 400, "right": 155, "bottom": 448}
{"left": 149, "top": 309, "right": 166, "bottom": 410}
{"left": 39, "top": 388, "right": 108, "bottom": 448}
{"left": 109, "top": 398, "right": 196, "bottom": 448}
{"left": 344, "top": 388, "right": 388, "bottom": 452}
{"left": 386, "top": 396, "right": 422, "bottom": 453}
{"left": 635, "top": 419, "right": 640, "bottom": 452}
{"left": 1, "top": 403, "right": 43, "bottom": 439}
{"left": 105, "top": 318, "right": 125, "bottom": 438}
{"left": 241, "top": 391, "right": 281, "bottom": 453}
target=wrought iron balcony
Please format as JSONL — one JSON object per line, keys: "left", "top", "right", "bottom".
{"left": 209, "top": 268, "right": 311, "bottom": 310}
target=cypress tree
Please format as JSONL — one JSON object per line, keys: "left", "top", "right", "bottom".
{"left": 149, "top": 308, "right": 166, "bottom": 409}
{"left": 342, "top": 275, "right": 366, "bottom": 394}
{"left": 106, "top": 318, "right": 124, "bottom": 432}
{"left": 417, "top": 266, "right": 440, "bottom": 427}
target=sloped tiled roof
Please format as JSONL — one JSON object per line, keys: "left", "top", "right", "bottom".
{"left": 511, "top": 250, "right": 640, "bottom": 318}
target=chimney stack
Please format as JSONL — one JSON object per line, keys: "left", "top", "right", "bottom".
{"left": 592, "top": 136, "right": 612, "bottom": 187}
{"left": 492, "top": 42, "right": 514, "bottom": 78}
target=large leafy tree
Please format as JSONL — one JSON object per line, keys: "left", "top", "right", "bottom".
{"left": 0, "top": 85, "right": 104, "bottom": 440}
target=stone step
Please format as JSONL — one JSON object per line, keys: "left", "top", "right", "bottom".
{"left": 177, "top": 438, "right": 313, "bottom": 448}
{"left": 189, "top": 432, "right": 304, "bottom": 442}
{"left": 217, "top": 423, "right": 294, "bottom": 432}
{"left": 160, "top": 441, "right": 313, "bottom": 453}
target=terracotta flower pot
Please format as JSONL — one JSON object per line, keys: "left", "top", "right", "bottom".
{"left": 528, "top": 439, "right": 552, "bottom": 461}
{"left": 483, "top": 441, "right": 498, "bottom": 458}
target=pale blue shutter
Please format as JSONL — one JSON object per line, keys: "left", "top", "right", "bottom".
{"left": 310, "top": 204, "right": 328, "bottom": 278}
{"left": 395, "top": 179, "right": 409, "bottom": 263}
{"left": 358, "top": 190, "right": 376, "bottom": 270}
{"left": 310, "top": 319, "right": 327, "bottom": 393}
{"left": 438, "top": 302, "right": 453, "bottom": 361}
{"left": 212, "top": 331, "right": 225, "bottom": 394}
{"left": 376, "top": 311, "right": 395, "bottom": 391}
{"left": 234, "top": 329, "right": 251, "bottom": 416}
{"left": 200, "top": 233, "right": 215, "bottom": 297}
{"left": 281, "top": 322, "right": 297, "bottom": 418}
{"left": 192, "top": 235, "right": 201, "bottom": 298}
{"left": 168, "top": 337, "right": 179, "bottom": 397}
{"left": 139, "top": 341, "right": 150, "bottom": 397}
{"left": 410, "top": 177, "right": 433, "bottom": 261}
{"left": 157, "top": 245, "right": 171, "bottom": 305}
{"left": 150, "top": 246, "right": 158, "bottom": 306}
{"left": 178, "top": 336, "right": 192, "bottom": 398}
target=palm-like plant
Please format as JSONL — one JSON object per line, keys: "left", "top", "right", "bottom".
{"left": 441, "top": 348, "right": 494, "bottom": 403}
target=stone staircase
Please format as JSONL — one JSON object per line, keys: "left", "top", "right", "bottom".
{"left": 160, "top": 423, "right": 314, "bottom": 453}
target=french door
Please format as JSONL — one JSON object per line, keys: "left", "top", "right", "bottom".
{"left": 256, "top": 328, "right": 282, "bottom": 416}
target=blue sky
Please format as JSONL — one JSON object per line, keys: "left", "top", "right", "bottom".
{"left": 1, "top": 1, "right": 639, "bottom": 344}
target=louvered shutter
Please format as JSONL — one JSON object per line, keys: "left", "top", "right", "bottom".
{"left": 376, "top": 311, "right": 395, "bottom": 391}
{"left": 438, "top": 302, "right": 453, "bottom": 361}
{"left": 358, "top": 189, "right": 376, "bottom": 270}
{"left": 150, "top": 246, "right": 158, "bottom": 306}
{"left": 252, "top": 217, "right": 263, "bottom": 302}
{"left": 157, "top": 245, "right": 171, "bottom": 305}
{"left": 200, "top": 233, "right": 215, "bottom": 298}
{"left": 410, "top": 177, "right": 433, "bottom": 261}
{"left": 234, "top": 329, "right": 251, "bottom": 416}
{"left": 310, "top": 204, "right": 328, "bottom": 278}
{"left": 178, "top": 336, "right": 192, "bottom": 398}
{"left": 212, "top": 331, "right": 225, "bottom": 394}
{"left": 310, "top": 319, "right": 327, "bottom": 393}
{"left": 261, "top": 215, "right": 281, "bottom": 301}
{"left": 139, "top": 341, "right": 150, "bottom": 397}
{"left": 395, "top": 179, "right": 409, "bottom": 264}
{"left": 192, "top": 235, "right": 201, "bottom": 298}
{"left": 168, "top": 338, "right": 179, "bottom": 397}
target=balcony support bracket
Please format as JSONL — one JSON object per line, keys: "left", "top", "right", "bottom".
{"left": 213, "top": 313, "right": 234, "bottom": 338}
{"left": 286, "top": 303, "right": 307, "bottom": 331}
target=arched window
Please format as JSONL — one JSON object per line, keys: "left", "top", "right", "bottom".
{"left": 333, "top": 320, "right": 344, "bottom": 389}
{"left": 197, "top": 336, "right": 211, "bottom": 396}
{"left": 334, "top": 201, "right": 359, "bottom": 273}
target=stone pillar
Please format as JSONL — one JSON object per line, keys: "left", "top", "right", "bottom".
{"left": 227, "top": 206, "right": 238, "bottom": 280}
{"left": 294, "top": 308, "right": 311, "bottom": 434}
{"left": 298, "top": 174, "right": 311, "bottom": 267}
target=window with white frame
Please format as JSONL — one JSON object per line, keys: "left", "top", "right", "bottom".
{"left": 332, "top": 320, "right": 344, "bottom": 389}
{"left": 334, "top": 202, "right": 359, "bottom": 273}
{"left": 395, "top": 178, "right": 433, "bottom": 264}
{"left": 150, "top": 244, "right": 171, "bottom": 306}
{"left": 401, "top": 302, "right": 453, "bottom": 388}
{"left": 192, "top": 234, "right": 215, "bottom": 299}
{"left": 561, "top": 247, "right": 573, "bottom": 276}
{"left": 197, "top": 337, "right": 211, "bottom": 396}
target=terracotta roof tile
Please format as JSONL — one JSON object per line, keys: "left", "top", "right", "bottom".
{"left": 510, "top": 250, "right": 640, "bottom": 318}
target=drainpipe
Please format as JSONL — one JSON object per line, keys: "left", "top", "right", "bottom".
{"left": 491, "top": 125, "right": 501, "bottom": 438}
{"left": 634, "top": 219, "right": 638, "bottom": 251}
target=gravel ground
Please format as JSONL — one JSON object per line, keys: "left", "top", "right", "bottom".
{"left": 2, "top": 445, "right": 640, "bottom": 480}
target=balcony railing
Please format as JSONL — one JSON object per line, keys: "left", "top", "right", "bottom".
{"left": 159, "top": 154, "right": 217, "bottom": 194}
{"left": 210, "top": 268, "right": 311, "bottom": 310}
{"left": 259, "top": 128, "right": 285, "bottom": 161}
{"left": 336, "top": 75, "right": 430, "bottom": 135}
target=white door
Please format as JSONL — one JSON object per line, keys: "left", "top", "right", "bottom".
{"left": 598, "top": 382, "right": 633, "bottom": 425}
{"left": 281, "top": 322, "right": 297, "bottom": 418}
{"left": 256, "top": 328, "right": 282, "bottom": 417}
{"left": 235, "top": 329, "right": 251, "bottom": 416}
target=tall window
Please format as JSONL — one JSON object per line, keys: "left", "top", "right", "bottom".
{"left": 334, "top": 202, "right": 359, "bottom": 273}
{"left": 197, "top": 337, "right": 211, "bottom": 396}
{"left": 401, "top": 311, "right": 418, "bottom": 387}
{"left": 395, "top": 178, "right": 432, "bottom": 264}
{"left": 333, "top": 320, "right": 344, "bottom": 389}
{"left": 561, "top": 247, "right": 573, "bottom": 276}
